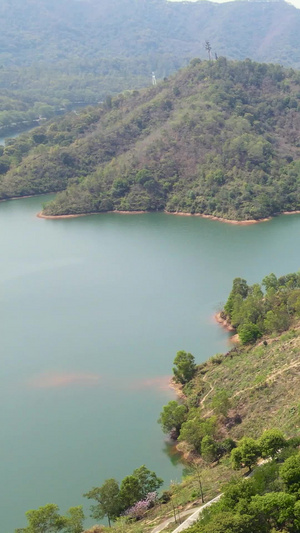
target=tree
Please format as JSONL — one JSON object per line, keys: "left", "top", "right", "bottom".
{"left": 201, "top": 435, "right": 218, "bottom": 463}
{"left": 280, "top": 453, "right": 300, "bottom": 493}
{"left": 259, "top": 429, "right": 286, "bottom": 459}
{"left": 64, "top": 507, "right": 85, "bottom": 533}
{"left": 190, "top": 460, "right": 204, "bottom": 503}
{"left": 224, "top": 278, "right": 249, "bottom": 318}
{"left": 231, "top": 437, "right": 261, "bottom": 472}
{"left": 119, "top": 466, "right": 163, "bottom": 512}
{"left": 132, "top": 465, "right": 163, "bottom": 499}
{"left": 158, "top": 400, "right": 187, "bottom": 438}
{"left": 264, "top": 306, "right": 290, "bottom": 333}
{"left": 238, "top": 322, "right": 262, "bottom": 344}
{"left": 220, "top": 478, "right": 256, "bottom": 511}
{"left": 84, "top": 478, "right": 121, "bottom": 527}
{"left": 16, "top": 504, "right": 67, "bottom": 533}
{"left": 178, "top": 415, "right": 217, "bottom": 452}
{"left": 249, "top": 492, "right": 296, "bottom": 530}
{"left": 221, "top": 438, "right": 237, "bottom": 454}
{"left": 119, "top": 475, "right": 142, "bottom": 510}
{"left": 188, "top": 511, "right": 257, "bottom": 533}
{"left": 173, "top": 350, "right": 196, "bottom": 385}
{"left": 262, "top": 273, "right": 278, "bottom": 292}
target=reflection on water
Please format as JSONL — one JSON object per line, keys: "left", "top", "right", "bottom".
{"left": 163, "top": 441, "right": 184, "bottom": 468}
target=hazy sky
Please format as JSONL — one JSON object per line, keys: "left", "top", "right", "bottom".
{"left": 171, "top": 0, "right": 300, "bottom": 10}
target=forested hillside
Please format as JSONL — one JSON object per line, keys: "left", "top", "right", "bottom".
{"left": 2, "top": 59, "right": 300, "bottom": 221}
{"left": 156, "top": 271, "right": 300, "bottom": 532}
{"left": 1, "top": 0, "right": 300, "bottom": 129}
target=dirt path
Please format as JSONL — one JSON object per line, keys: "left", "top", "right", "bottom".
{"left": 199, "top": 355, "right": 300, "bottom": 415}
{"left": 232, "top": 358, "right": 300, "bottom": 400}
{"left": 200, "top": 374, "right": 214, "bottom": 408}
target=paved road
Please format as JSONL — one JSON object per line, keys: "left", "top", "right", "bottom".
{"left": 171, "top": 494, "right": 222, "bottom": 532}
{"left": 169, "top": 460, "right": 269, "bottom": 532}
{"left": 151, "top": 507, "right": 202, "bottom": 533}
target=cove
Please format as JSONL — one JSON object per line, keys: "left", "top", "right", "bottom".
{"left": 2, "top": 196, "right": 300, "bottom": 532}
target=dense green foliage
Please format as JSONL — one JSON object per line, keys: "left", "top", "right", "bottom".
{"left": 83, "top": 465, "right": 163, "bottom": 525}
{"left": 223, "top": 271, "right": 300, "bottom": 343}
{"left": 157, "top": 400, "right": 188, "bottom": 439}
{"left": 2, "top": 59, "right": 300, "bottom": 220}
{"left": 1, "top": 0, "right": 300, "bottom": 130}
{"left": 231, "top": 437, "right": 262, "bottom": 472}
{"left": 16, "top": 504, "right": 85, "bottom": 533}
{"left": 173, "top": 350, "right": 196, "bottom": 384}
{"left": 18, "top": 466, "right": 163, "bottom": 531}
{"left": 188, "top": 445, "right": 300, "bottom": 533}
{"left": 83, "top": 479, "right": 121, "bottom": 527}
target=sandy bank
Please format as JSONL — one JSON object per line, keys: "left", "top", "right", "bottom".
{"left": 164, "top": 211, "right": 271, "bottom": 225}
{"left": 37, "top": 209, "right": 271, "bottom": 223}
{"left": 37, "top": 211, "right": 97, "bottom": 219}
{"left": 215, "top": 313, "right": 240, "bottom": 343}
{"left": 37, "top": 208, "right": 300, "bottom": 223}
{"left": 37, "top": 210, "right": 148, "bottom": 219}
{"left": 215, "top": 312, "right": 235, "bottom": 332}
{"left": 169, "top": 377, "right": 187, "bottom": 400}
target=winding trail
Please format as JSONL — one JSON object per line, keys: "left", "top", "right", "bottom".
{"left": 200, "top": 357, "right": 300, "bottom": 409}
{"left": 232, "top": 358, "right": 300, "bottom": 400}
{"left": 200, "top": 374, "right": 214, "bottom": 408}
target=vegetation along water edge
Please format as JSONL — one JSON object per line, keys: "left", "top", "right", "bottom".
{"left": 17, "top": 270, "right": 300, "bottom": 532}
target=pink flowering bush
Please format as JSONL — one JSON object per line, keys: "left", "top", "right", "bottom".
{"left": 125, "top": 492, "right": 158, "bottom": 519}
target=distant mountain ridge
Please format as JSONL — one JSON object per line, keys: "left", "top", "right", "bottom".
{"left": 1, "top": 0, "right": 300, "bottom": 130}
{"left": 1, "top": 0, "right": 300, "bottom": 67}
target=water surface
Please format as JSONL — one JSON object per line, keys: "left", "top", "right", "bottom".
{"left": 1, "top": 197, "right": 300, "bottom": 531}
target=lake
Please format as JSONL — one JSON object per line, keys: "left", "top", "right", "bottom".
{"left": 0, "top": 124, "right": 39, "bottom": 146}
{"left": 1, "top": 196, "right": 300, "bottom": 532}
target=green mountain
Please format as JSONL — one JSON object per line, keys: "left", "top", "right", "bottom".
{"left": 1, "top": 59, "right": 300, "bottom": 221}
{"left": 1, "top": 0, "right": 300, "bottom": 130}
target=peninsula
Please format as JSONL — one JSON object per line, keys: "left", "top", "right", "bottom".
{"left": 1, "top": 59, "right": 300, "bottom": 221}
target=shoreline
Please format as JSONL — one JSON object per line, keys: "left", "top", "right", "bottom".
{"left": 164, "top": 211, "right": 271, "bottom": 225}
{"left": 215, "top": 312, "right": 240, "bottom": 343}
{"left": 169, "top": 377, "right": 186, "bottom": 400}
{"left": 214, "top": 312, "right": 235, "bottom": 332}
{"left": 282, "top": 210, "right": 300, "bottom": 215}
{"left": 37, "top": 209, "right": 148, "bottom": 219}
{"left": 1, "top": 190, "right": 300, "bottom": 224}
{"left": 16, "top": 205, "right": 300, "bottom": 224}
{"left": 0, "top": 191, "right": 58, "bottom": 204}
{"left": 37, "top": 209, "right": 272, "bottom": 224}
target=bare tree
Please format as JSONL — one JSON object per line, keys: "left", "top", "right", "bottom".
{"left": 191, "top": 461, "right": 204, "bottom": 504}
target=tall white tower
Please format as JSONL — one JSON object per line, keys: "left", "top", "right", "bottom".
{"left": 152, "top": 72, "right": 157, "bottom": 86}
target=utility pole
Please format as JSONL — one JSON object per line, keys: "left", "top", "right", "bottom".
{"left": 205, "top": 40, "right": 212, "bottom": 61}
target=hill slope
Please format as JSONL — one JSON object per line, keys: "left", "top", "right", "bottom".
{"left": 2, "top": 59, "right": 300, "bottom": 220}
{"left": 1, "top": 0, "right": 300, "bottom": 129}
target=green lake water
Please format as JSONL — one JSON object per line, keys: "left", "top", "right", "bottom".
{"left": 1, "top": 195, "right": 300, "bottom": 531}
